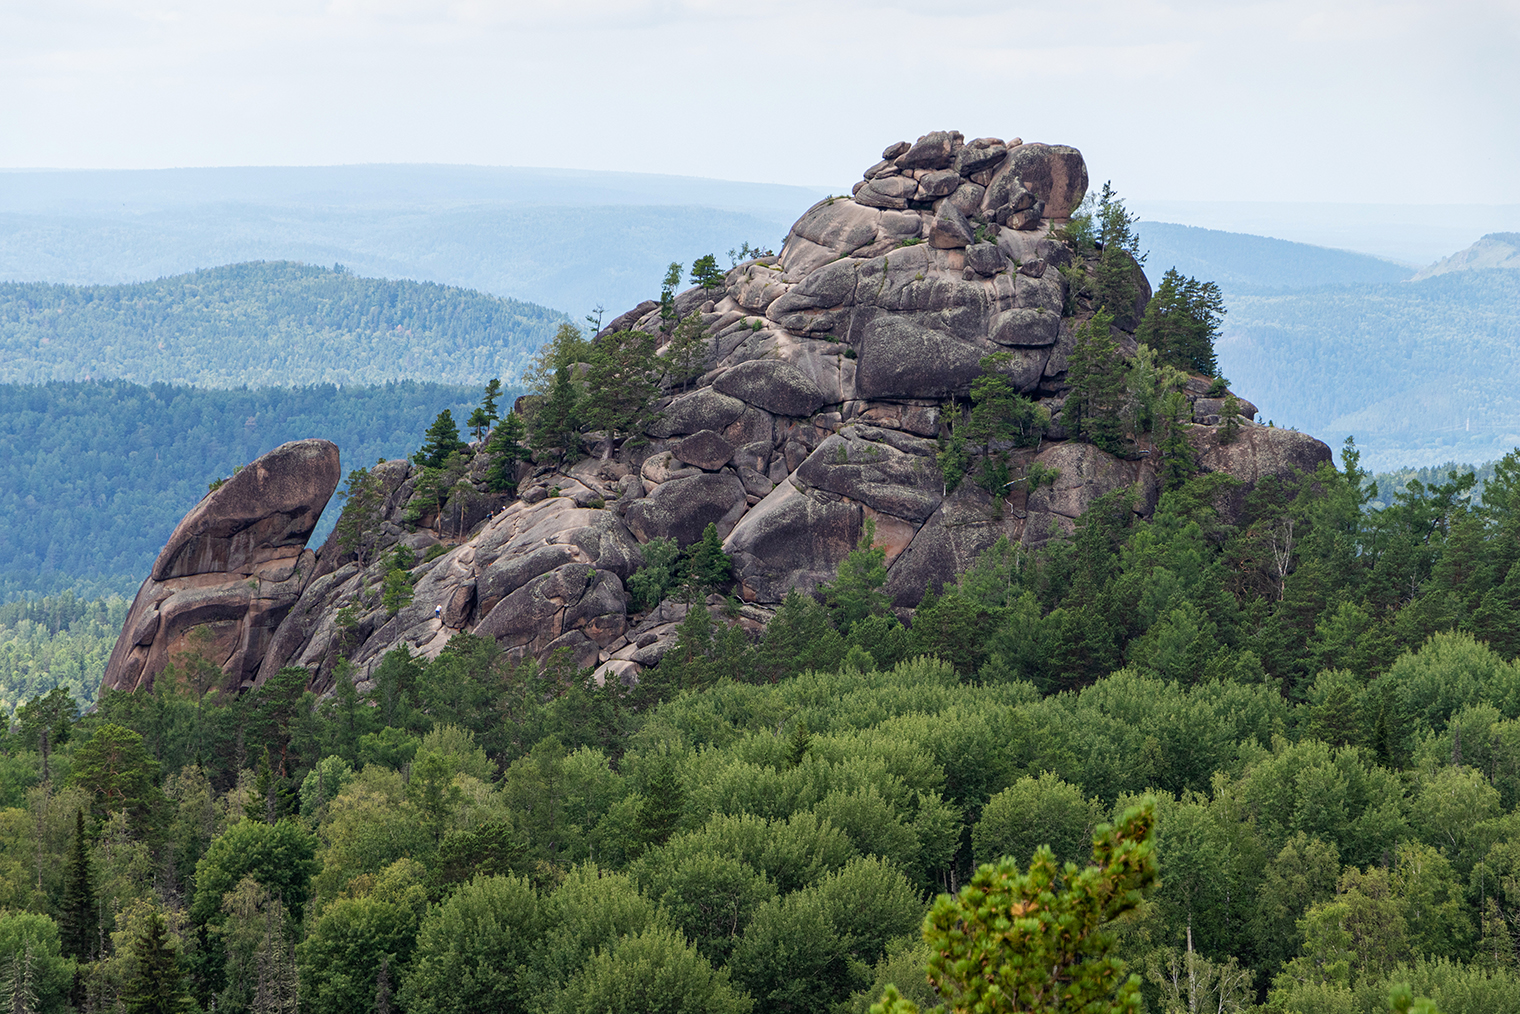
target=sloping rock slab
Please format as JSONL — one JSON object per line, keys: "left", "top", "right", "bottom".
{"left": 713, "top": 359, "right": 830, "bottom": 417}
{"left": 625, "top": 472, "right": 749, "bottom": 546}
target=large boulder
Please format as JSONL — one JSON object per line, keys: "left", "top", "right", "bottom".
{"left": 103, "top": 439, "right": 341, "bottom": 693}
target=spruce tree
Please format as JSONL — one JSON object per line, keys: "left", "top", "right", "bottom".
{"left": 820, "top": 519, "right": 890, "bottom": 635}
{"left": 59, "top": 809, "right": 96, "bottom": 961}
{"left": 659, "top": 262, "right": 683, "bottom": 333}
{"left": 680, "top": 523, "right": 733, "bottom": 597}
{"left": 1061, "top": 309, "right": 1126, "bottom": 454}
{"left": 413, "top": 410, "right": 467, "bottom": 469}
{"left": 689, "top": 254, "right": 724, "bottom": 290}
{"left": 583, "top": 329, "right": 659, "bottom": 457}
{"left": 484, "top": 412, "right": 528, "bottom": 493}
{"left": 1136, "top": 267, "right": 1225, "bottom": 376}
{"left": 1093, "top": 182, "right": 1146, "bottom": 328}
{"left": 120, "top": 912, "right": 193, "bottom": 1014}
{"left": 530, "top": 365, "right": 583, "bottom": 463}
{"left": 334, "top": 467, "right": 384, "bottom": 567}
{"left": 665, "top": 311, "right": 712, "bottom": 393}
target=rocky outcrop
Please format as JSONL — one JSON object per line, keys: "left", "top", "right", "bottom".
{"left": 107, "top": 131, "right": 1332, "bottom": 695}
{"left": 103, "top": 439, "right": 341, "bottom": 693}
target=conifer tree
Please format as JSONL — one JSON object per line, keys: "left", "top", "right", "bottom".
{"left": 821, "top": 519, "right": 890, "bottom": 634}
{"left": 484, "top": 412, "right": 528, "bottom": 493}
{"left": 412, "top": 410, "right": 467, "bottom": 469}
{"left": 530, "top": 365, "right": 583, "bottom": 463}
{"left": 1136, "top": 268, "right": 1225, "bottom": 376}
{"left": 1093, "top": 182, "right": 1146, "bottom": 328}
{"left": 690, "top": 254, "right": 724, "bottom": 290}
{"left": 1062, "top": 309, "right": 1126, "bottom": 454}
{"left": 120, "top": 912, "right": 193, "bottom": 1014}
{"left": 1, "top": 943, "right": 38, "bottom": 1014}
{"left": 480, "top": 377, "right": 502, "bottom": 420}
{"left": 680, "top": 523, "right": 733, "bottom": 598}
{"left": 665, "top": 311, "right": 712, "bottom": 393}
{"left": 520, "top": 323, "right": 591, "bottom": 396}
{"left": 59, "top": 809, "right": 96, "bottom": 961}
{"left": 583, "top": 329, "right": 659, "bottom": 458}
{"left": 334, "top": 467, "right": 384, "bottom": 567}
{"left": 659, "top": 262, "right": 683, "bottom": 333}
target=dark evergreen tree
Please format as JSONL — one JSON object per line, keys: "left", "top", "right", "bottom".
{"left": 59, "top": 809, "right": 96, "bottom": 961}
{"left": 820, "top": 519, "right": 890, "bottom": 635}
{"left": 1136, "top": 267, "right": 1226, "bottom": 376}
{"left": 412, "top": 410, "right": 467, "bottom": 469}
{"left": 690, "top": 254, "right": 724, "bottom": 291}
{"left": 680, "top": 523, "right": 733, "bottom": 597}
{"left": 659, "top": 262, "right": 683, "bottom": 332}
{"left": 665, "top": 311, "right": 713, "bottom": 393}
{"left": 1093, "top": 181, "right": 1146, "bottom": 328}
{"left": 484, "top": 412, "right": 528, "bottom": 493}
{"left": 583, "top": 329, "right": 659, "bottom": 457}
{"left": 530, "top": 365, "right": 583, "bottom": 463}
{"left": 1061, "top": 309, "right": 1126, "bottom": 454}
{"left": 120, "top": 912, "right": 193, "bottom": 1014}
{"left": 334, "top": 467, "right": 384, "bottom": 567}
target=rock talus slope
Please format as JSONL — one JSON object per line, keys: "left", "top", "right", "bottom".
{"left": 107, "top": 132, "right": 1330, "bottom": 694}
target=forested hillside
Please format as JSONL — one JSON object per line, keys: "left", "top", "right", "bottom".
{"left": 0, "top": 379, "right": 490, "bottom": 600}
{"left": 1137, "top": 222, "right": 1412, "bottom": 292}
{"left": 1217, "top": 269, "right": 1520, "bottom": 469}
{"left": 0, "top": 262, "right": 563, "bottom": 387}
{"left": 6, "top": 445, "right": 1520, "bottom": 1013}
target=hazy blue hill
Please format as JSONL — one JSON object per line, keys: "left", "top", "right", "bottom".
{"left": 1137, "top": 221, "right": 1412, "bottom": 292}
{"left": 0, "top": 164, "right": 829, "bottom": 315}
{"left": 0, "top": 261, "right": 564, "bottom": 388}
{"left": 1217, "top": 269, "right": 1520, "bottom": 469}
{"left": 0, "top": 379, "right": 491, "bottom": 600}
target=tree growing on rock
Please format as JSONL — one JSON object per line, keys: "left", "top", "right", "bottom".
{"left": 520, "top": 324, "right": 591, "bottom": 396}
{"left": 659, "top": 262, "right": 683, "bottom": 333}
{"left": 690, "top": 254, "right": 725, "bottom": 291}
{"left": 530, "top": 365, "right": 584, "bottom": 463}
{"left": 413, "top": 410, "right": 467, "bottom": 470}
{"left": 1137, "top": 268, "right": 1226, "bottom": 377}
{"left": 967, "top": 354, "right": 1049, "bottom": 498}
{"left": 665, "top": 311, "right": 713, "bottom": 393}
{"left": 583, "top": 329, "right": 659, "bottom": 458}
{"left": 1094, "top": 182, "right": 1146, "bottom": 328}
{"left": 1062, "top": 309, "right": 1126, "bottom": 455}
{"left": 821, "top": 519, "right": 890, "bottom": 635}
{"left": 335, "top": 467, "right": 385, "bottom": 567}
{"left": 484, "top": 412, "right": 528, "bottom": 493}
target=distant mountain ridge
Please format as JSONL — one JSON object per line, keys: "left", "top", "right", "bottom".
{"left": 1136, "top": 221, "right": 1411, "bottom": 292}
{"left": 0, "top": 261, "right": 563, "bottom": 387}
{"left": 1413, "top": 232, "right": 1520, "bottom": 280}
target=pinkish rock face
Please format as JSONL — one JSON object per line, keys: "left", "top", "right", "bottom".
{"left": 103, "top": 438, "right": 340, "bottom": 694}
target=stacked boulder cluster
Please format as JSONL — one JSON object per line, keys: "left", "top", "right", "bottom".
{"left": 105, "top": 131, "right": 1330, "bottom": 696}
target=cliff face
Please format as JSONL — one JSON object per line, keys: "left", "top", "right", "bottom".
{"left": 106, "top": 132, "right": 1330, "bottom": 695}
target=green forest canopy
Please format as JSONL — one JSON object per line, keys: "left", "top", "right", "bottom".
{"left": 0, "top": 261, "right": 565, "bottom": 388}
{"left": 0, "top": 379, "right": 499, "bottom": 600}
{"left": 6, "top": 442, "right": 1520, "bottom": 1011}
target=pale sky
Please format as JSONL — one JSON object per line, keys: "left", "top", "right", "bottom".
{"left": 3, "top": 0, "right": 1517, "bottom": 205}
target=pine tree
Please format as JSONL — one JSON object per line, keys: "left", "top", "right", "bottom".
{"left": 680, "top": 523, "right": 733, "bottom": 597}
{"left": 689, "top": 254, "right": 724, "bottom": 291}
{"left": 821, "top": 519, "right": 890, "bottom": 635}
{"left": 665, "top": 311, "right": 713, "bottom": 392}
{"left": 480, "top": 377, "right": 502, "bottom": 420}
{"left": 413, "top": 410, "right": 467, "bottom": 469}
{"left": 484, "top": 412, "right": 528, "bottom": 493}
{"left": 1136, "top": 267, "right": 1225, "bottom": 376}
{"left": 520, "top": 323, "right": 591, "bottom": 396}
{"left": 583, "top": 329, "right": 659, "bottom": 457}
{"left": 334, "top": 467, "right": 384, "bottom": 567}
{"left": 120, "top": 912, "right": 193, "bottom": 1014}
{"left": 1093, "top": 182, "right": 1146, "bottom": 328}
{"left": 530, "top": 365, "right": 583, "bottom": 463}
{"left": 659, "top": 262, "right": 683, "bottom": 333}
{"left": 59, "top": 809, "right": 96, "bottom": 961}
{"left": 1062, "top": 309, "right": 1126, "bottom": 454}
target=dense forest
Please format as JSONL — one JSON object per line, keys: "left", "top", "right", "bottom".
{"left": 7, "top": 437, "right": 1520, "bottom": 1012}
{"left": 0, "top": 379, "right": 493, "bottom": 600}
{"left": 1216, "top": 269, "right": 1520, "bottom": 469}
{"left": 0, "top": 263, "right": 563, "bottom": 388}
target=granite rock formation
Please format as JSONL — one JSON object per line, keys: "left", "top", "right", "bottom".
{"left": 107, "top": 132, "right": 1330, "bottom": 695}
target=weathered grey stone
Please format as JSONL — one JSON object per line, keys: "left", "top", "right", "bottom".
{"left": 727, "top": 262, "right": 790, "bottom": 313}
{"left": 948, "top": 182, "right": 986, "bottom": 218}
{"left": 794, "top": 432, "right": 941, "bottom": 523}
{"left": 1003, "top": 143, "right": 1089, "bottom": 218}
{"left": 474, "top": 562, "right": 592, "bottom": 644}
{"left": 966, "top": 243, "right": 1004, "bottom": 277}
{"left": 725, "top": 482, "right": 864, "bottom": 603}
{"left": 953, "top": 143, "right": 1007, "bottom": 177}
{"left": 882, "top": 141, "right": 910, "bottom": 159}
{"left": 929, "top": 201, "right": 975, "bottom": 249}
{"left": 855, "top": 176, "right": 917, "bottom": 210}
{"left": 897, "top": 130, "right": 960, "bottom": 170}
{"left": 713, "top": 360, "right": 830, "bottom": 417}
{"left": 625, "top": 472, "right": 749, "bottom": 546}
{"left": 767, "top": 257, "right": 858, "bottom": 315}
{"left": 854, "top": 316, "right": 986, "bottom": 400}
{"left": 674, "top": 430, "right": 735, "bottom": 472}
{"left": 649, "top": 388, "right": 745, "bottom": 438}
{"left": 916, "top": 169, "right": 963, "bottom": 199}
{"left": 990, "top": 307, "right": 1061, "bottom": 347}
